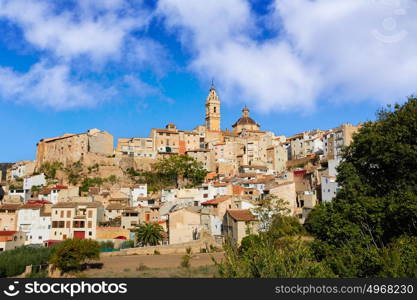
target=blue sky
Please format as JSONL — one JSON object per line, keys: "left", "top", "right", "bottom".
{"left": 0, "top": 0, "right": 416, "bottom": 162}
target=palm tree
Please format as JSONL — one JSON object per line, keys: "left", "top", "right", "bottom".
{"left": 132, "top": 222, "right": 164, "bottom": 246}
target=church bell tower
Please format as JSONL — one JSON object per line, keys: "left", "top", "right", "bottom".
{"left": 205, "top": 82, "right": 221, "bottom": 131}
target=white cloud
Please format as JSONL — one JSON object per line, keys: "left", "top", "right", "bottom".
{"left": 158, "top": 0, "right": 417, "bottom": 112}
{"left": 0, "top": 0, "right": 147, "bottom": 61}
{"left": 0, "top": 61, "right": 115, "bottom": 109}
{"left": 0, "top": 0, "right": 167, "bottom": 109}
{"left": 277, "top": 0, "right": 417, "bottom": 104}
{"left": 2, "top": 0, "right": 416, "bottom": 111}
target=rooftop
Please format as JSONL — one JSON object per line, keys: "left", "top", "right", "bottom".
{"left": 227, "top": 209, "right": 257, "bottom": 222}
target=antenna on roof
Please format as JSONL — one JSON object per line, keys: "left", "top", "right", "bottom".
{"left": 210, "top": 78, "right": 215, "bottom": 90}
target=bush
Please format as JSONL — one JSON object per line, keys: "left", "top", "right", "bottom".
{"left": 0, "top": 246, "right": 54, "bottom": 278}
{"left": 180, "top": 248, "right": 193, "bottom": 269}
{"left": 136, "top": 263, "right": 149, "bottom": 271}
{"left": 120, "top": 240, "right": 135, "bottom": 249}
{"left": 49, "top": 239, "right": 100, "bottom": 273}
{"left": 217, "top": 236, "right": 334, "bottom": 278}
{"left": 99, "top": 241, "right": 114, "bottom": 251}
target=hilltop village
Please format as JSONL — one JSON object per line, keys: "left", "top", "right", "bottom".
{"left": 0, "top": 85, "right": 360, "bottom": 252}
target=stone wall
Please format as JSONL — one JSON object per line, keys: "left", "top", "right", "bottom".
{"left": 96, "top": 227, "right": 130, "bottom": 239}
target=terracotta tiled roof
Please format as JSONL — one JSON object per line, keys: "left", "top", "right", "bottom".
{"left": 26, "top": 200, "right": 52, "bottom": 205}
{"left": 227, "top": 209, "right": 256, "bottom": 222}
{"left": 52, "top": 201, "right": 103, "bottom": 208}
{"left": 0, "top": 231, "right": 17, "bottom": 236}
{"left": 106, "top": 204, "right": 126, "bottom": 210}
{"left": 238, "top": 173, "right": 257, "bottom": 178}
{"left": 232, "top": 185, "right": 244, "bottom": 195}
{"left": 0, "top": 204, "right": 21, "bottom": 210}
{"left": 201, "top": 195, "right": 231, "bottom": 205}
{"left": 213, "top": 183, "right": 228, "bottom": 187}
{"left": 186, "top": 148, "right": 210, "bottom": 152}
{"left": 240, "top": 165, "right": 267, "bottom": 170}
{"left": 19, "top": 204, "right": 43, "bottom": 210}
{"left": 52, "top": 185, "right": 68, "bottom": 190}
{"left": 40, "top": 188, "right": 51, "bottom": 195}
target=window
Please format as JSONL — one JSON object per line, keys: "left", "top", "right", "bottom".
{"left": 89, "top": 232, "right": 92, "bottom": 236}
{"left": 88, "top": 210, "right": 93, "bottom": 218}
{"left": 88, "top": 221, "right": 92, "bottom": 228}
{"left": 214, "top": 107, "right": 217, "bottom": 113}
{"left": 60, "top": 211, "right": 64, "bottom": 218}
{"left": 67, "top": 210, "right": 71, "bottom": 218}
{"left": 66, "top": 221, "right": 70, "bottom": 228}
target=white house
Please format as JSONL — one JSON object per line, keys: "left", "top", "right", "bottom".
{"left": 17, "top": 203, "right": 51, "bottom": 245}
{"left": 321, "top": 175, "right": 338, "bottom": 202}
{"left": 208, "top": 214, "right": 222, "bottom": 236}
{"left": 8, "top": 189, "right": 28, "bottom": 202}
{"left": 23, "top": 173, "right": 46, "bottom": 191}
{"left": 131, "top": 185, "right": 148, "bottom": 206}
{"left": 10, "top": 161, "right": 35, "bottom": 180}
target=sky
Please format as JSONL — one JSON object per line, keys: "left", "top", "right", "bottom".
{"left": 0, "top": 0, "right": 416, "bottom": 162}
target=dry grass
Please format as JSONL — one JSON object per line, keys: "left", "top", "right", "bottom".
{"left": 79, "top": 252, "right": 224, "bottom": 278}
{"left": 82, "top": 265, "right": 219, "bottom": 278}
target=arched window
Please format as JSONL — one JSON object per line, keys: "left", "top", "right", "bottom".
{"left": 214, "top": 106, "right": 217, "bottom": 113}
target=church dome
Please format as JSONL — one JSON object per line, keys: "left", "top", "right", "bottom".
{"left": 232, "top": 106, "right": 259, "bottom": 128}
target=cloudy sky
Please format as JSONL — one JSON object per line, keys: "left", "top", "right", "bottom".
{"left": 0, "top": 0, "right": 416, "bottom": 161}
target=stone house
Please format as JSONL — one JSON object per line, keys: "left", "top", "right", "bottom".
{"left": 201, "top": 195, "right": 235, "bottom": 220}
{"left": 0, "top": 231, "right": 26, "bottom": 252}
{"left": 151, "top": 124, "right": 181, "bottom": 154}
{"left": 186, "top": 149, "right": 216, "bottom": 172}
{"left": 0, "top": 204, "right": 20, "bottom": 230}
{"left": 263, "top": 181, "right": 297, "bottom": 216}
{"left": 36, "top": 128, "right": 114, "bottom": 168}
{"left": 168, "top": 207, "right": 202, "bottom": 245}
{"left": 223, "top": 209, "right": 258, "bottom": 245}
{"left": 50, "top": 201, "right": 104, "bottom": 240}
{"left": 116, "top": 137, "right": 156, "bottom": 158}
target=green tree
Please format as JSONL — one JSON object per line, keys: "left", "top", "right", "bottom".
{"left": 132, "top": 222, "right": 164, "bottom": 246}
{"left": 49, "top": 239, "right": 100, "bottom": 273}
{"left": 153, "top": 154, "right": 208, "bottom": 189}
{"left": 39, "top": 162, "right": 63, "bottom": 179}
{"left": 215, "top": 195, "right": 328, "bottom": 278}
{"left": 80, "top": 177, "right": 105, "bottom": 193}
{"left": 216, "top": 235, "right": 334, "bottom": 278}
{"left": 305, "top": 97, "right": 417, "bottom": 277}
{"left": 252, "top": 195, "right": 291, "bottom": 232}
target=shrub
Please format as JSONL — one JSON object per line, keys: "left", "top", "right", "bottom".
{"left": 136, "top": 263, "right": 149, "bottom": 271}
{"left": 99, "top": 241, "right": 114, "bottom": 251}
{"left": 49, "top": 239, "right": 100, "bottom": 273}
{"left": 120, "top": 240, "right": 135, "bottom": 249}
{"left": 0, "top": 246, "right": 54, "bottom": 278}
